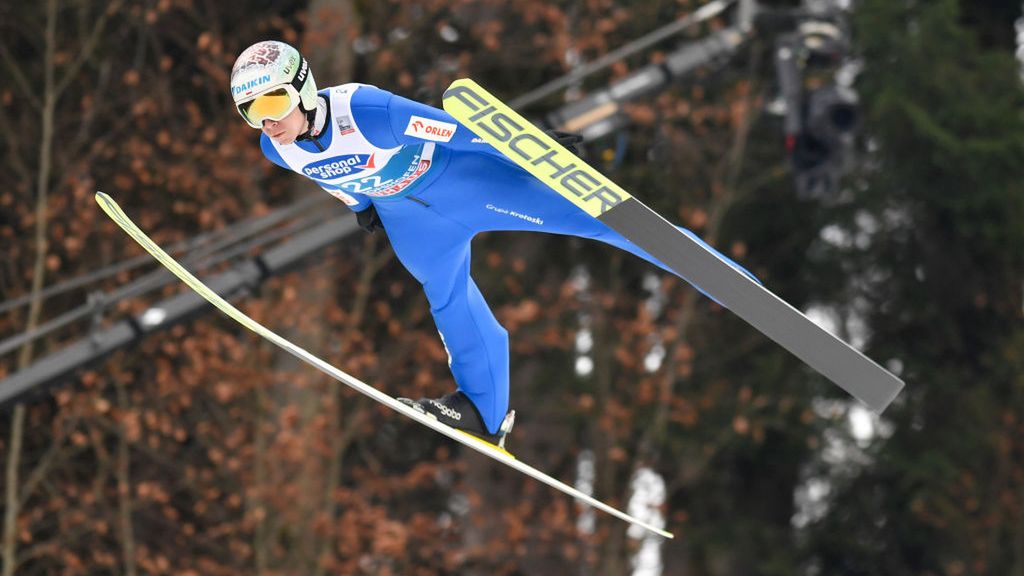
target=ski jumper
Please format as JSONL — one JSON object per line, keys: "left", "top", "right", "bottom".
{"left": 260, "top": 83, "right": 757, "bottom": 434}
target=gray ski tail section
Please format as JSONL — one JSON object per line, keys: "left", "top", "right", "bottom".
{"left": 601, "top": 198, "right": 905, "bottom": 413}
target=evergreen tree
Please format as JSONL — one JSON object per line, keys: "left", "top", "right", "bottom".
{"left": 807, "top": 1, "right": 1024, "bottom": 573}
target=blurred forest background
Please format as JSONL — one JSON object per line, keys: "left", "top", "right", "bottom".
{"left": 1, "top": 0, "right": 1023, "bottom": 574}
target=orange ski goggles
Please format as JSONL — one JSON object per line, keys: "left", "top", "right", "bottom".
{"left": 236, "top": 85, "right": 301, "bottom": 128}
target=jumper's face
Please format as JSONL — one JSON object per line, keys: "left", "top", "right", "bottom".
{"left": 261, "top": 105, "right": 307, "bottom": 145}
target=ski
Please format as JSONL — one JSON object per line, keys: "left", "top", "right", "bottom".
{"left": 442, "top": 79, "right": 905, "bottom": 414}
{"left": 94, "top": 191, "right": 673, "bottom": 540}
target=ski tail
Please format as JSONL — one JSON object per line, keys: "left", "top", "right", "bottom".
{"left": 441, "top": 78, "right": 905, "bottom": 414}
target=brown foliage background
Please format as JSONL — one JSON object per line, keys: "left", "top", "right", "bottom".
{"left": 9, "top": 1, "right": 1019, "bottom": 575}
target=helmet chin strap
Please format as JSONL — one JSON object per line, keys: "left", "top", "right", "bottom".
{"left": 296, "top": 95, "right": 327, "bottom": 142}
{"left": 295, "top": 109, "right": 316, "bottom": 141}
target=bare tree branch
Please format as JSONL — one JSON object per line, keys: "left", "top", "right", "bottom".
{"left": 68, "top": 58, "right": 111, "bottom": 160}
{"left": 0, "top": 105, "right": 31, "bottom": 184}
{"left": 315, "top": 234, "right": 376, "bottom": 576}
{"left": 54, "top": 0, "right": 126, "bottom": 99}
{"left": 18, "top": 439, "right": 82, "bottom": 509}
{"left": 1, "top": 405, "right": 25, "bottom": 576}
{"left": 0, "top": 42, "right": 39, "bottom": 113}
{"left": 2, "top": 0, "right": 58, "bottom": 568}
{"left": 17, "top": 0, "right": 57, "bottom": 371}
{"left": 115, "top": 373, "right": 138, "bottom": 576}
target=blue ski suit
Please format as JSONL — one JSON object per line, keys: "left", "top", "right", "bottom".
{"left": 260, "top": 83, "right": 756, "bottom": 434}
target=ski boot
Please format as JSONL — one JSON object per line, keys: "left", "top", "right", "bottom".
{"left": 399, "top": 391, "right": 516, "bottom": 451}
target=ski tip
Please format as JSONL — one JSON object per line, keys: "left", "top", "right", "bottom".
{"left": 445, "top": 77, "right": 475, "bottom": 90}
{"left": 442, "top": 78, "right": 478, "bottom": 102}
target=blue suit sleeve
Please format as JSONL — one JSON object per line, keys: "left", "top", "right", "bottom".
{"left": 350, "top": 85, "right": 504, "bottom": 157}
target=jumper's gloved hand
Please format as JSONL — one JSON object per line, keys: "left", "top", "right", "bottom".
{"left": 357, "top": 204, "right": 383, "bottom": 234}
{"left": 544, "top": 129, "right": 584, "bottom": 156}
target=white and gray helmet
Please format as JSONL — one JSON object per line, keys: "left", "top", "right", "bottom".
{"left": 230, "top": 40, "right": 317, "bottom": 125}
